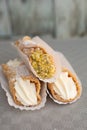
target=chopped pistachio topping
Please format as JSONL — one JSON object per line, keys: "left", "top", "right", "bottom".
{"left": 30, "top": 47, "right": 55, "bottom": 79}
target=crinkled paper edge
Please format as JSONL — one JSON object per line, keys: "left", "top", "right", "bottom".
{"left": 0, "top": 66, "right": 47, "bottom": 110}
{"left": 47, "top": 51, "right": 82, "bottom": 104}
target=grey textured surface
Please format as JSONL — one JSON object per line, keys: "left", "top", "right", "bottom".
{"left": 0, "top": 37, "right": 87, "bottom": 130}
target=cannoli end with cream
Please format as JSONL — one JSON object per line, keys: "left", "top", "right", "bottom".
{"left": 47, "top": 68, "right": 82, "bottom": 103}
{"left": 2, "top": 59, "right": 41, "bottom": 106}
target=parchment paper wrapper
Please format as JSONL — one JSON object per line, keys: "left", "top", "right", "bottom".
{"left": 47, "top": 52, "right": 82, "bottom": 104}
{"left": 0, "top": 65, "right": 47, "bottom": 110}
{"left": 14, "top": 36, "right": 61, "bottom": 83}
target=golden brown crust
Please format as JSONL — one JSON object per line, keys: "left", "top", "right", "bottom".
{"left": 2, "top": 64, "right": 41, "bottom": 106}
{"left": 47, "top": 68, "right": 82, "bottom": 103}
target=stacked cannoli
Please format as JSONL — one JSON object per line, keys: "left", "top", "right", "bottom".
{"left": 0, "top": 36, "right": 82, "bottom": 110}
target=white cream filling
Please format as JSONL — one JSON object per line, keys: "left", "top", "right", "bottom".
{"left": 53, "top": 72, "right": 77, "bottom": 100}
{"left": 14, "top": 77, "right": 37, "bottom": 106}
{"left": 7, "top": 59, "right": 21, "bottom": 67}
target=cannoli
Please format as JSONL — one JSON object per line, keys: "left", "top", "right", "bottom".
{"left": 14, "top": 36, "right": 61, "bottom": 82}
{"left": 48, "top": 68, "right": 82, "bottom": 104}
{"left": 1, "top": 59, "right": 42, "bottom": 106}
{"left": 47, "top": 52, "right": 82, "bottom": 104}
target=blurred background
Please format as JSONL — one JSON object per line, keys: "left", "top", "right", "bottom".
{"left": 0, "top": 0, "right": 87, "bottom": 39}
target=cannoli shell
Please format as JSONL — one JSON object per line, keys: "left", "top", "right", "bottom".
{"left": 47, "top": 52, "right": 82, "bottom": 104}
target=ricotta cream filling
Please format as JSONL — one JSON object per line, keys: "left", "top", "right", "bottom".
{"left": 14, "top": 77, "right": 37, "bottom": 106}
{"left": 53, "top": 72, "right": 77, "bottom": 100}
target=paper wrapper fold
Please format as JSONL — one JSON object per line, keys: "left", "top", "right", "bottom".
{"left": 0, "top": 66, "right": 47, "bottom": 110}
